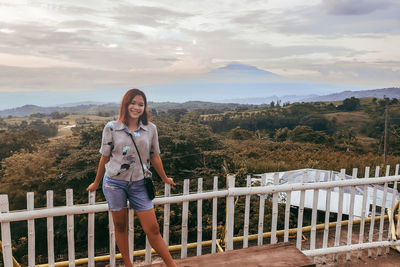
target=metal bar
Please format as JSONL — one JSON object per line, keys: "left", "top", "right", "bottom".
{"left": 181, "top": 179, "right": 189, "bottom": 258}
{"left": 27, "top": 192, "right": 35, "bottom": 267}
{"left": 163, "top": 183, "right": 171, "bottom": 246}
{"left": 88, "top": 191, "right": 95, "bottom": 267}
{"left": 257, "top": 174, "right": 266, "bottom": 246}
{"left": 0, "top": 194, "right": 13, "bottom": 267}
{"left": 296, "top": 171, "right": 307, "bottom": 250}
{"left": 211, "top": 176, "right": 218, "bottom": 254}
{"left": 368, "top": 166, "right": 380, "bottom": 257}
{"left": 46, "top": 190, "right": 55, "bottom": 267}
{"left": 197, "top": 178, "right": 203, "bottom": 256}
{"left": 284, "top": 172, "right": 294, "bottom": 243}
{"left": 271, "top": 173, "right": 279, "bottom": 244}
{"left": 358, "top": 166, "right": 369, "bottom": 259}
{"left": 226, "top": 176, "right": 235, "bottom": 250}
{"left": 66, "top": 189, "right": 75, "bottom": 267}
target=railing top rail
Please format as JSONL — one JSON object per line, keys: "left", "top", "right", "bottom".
{"left": 1, "top": 174, "right": 399, "bottom": 223}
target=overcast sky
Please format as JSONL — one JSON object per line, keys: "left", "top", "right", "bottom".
{"left": 0, "top": 0, "right": 399, "bottom": 94}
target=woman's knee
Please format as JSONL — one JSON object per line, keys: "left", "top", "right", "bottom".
{"left": 113, "top": 220, "right": 127, "bottom": 232}
{"left": 144, "top": 223, "right": 160, "bottom": 236}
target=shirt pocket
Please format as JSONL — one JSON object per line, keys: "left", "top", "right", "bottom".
{"left": 106, "top": 161, "right": 131, "bottom": 178}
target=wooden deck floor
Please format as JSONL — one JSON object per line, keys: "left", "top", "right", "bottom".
{"left": 145, "top": 242, "right": 315, "bottom": 267}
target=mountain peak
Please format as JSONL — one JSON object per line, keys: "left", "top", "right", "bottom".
{"left": 208, "top": 63, "right": 281, "bottom": 79}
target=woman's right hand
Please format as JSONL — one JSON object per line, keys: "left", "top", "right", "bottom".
{"left": 86, "top": 182, "right": 99, "bottom": 192}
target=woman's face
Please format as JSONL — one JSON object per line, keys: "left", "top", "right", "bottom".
{"left": 127, "top": 95, "right": 145, "bottom": 120}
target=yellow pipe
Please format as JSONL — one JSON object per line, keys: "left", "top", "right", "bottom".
{"left": 233, "top": 214, "right": 397, "bottom": 243}
{"left": 216, "top": 239, "right": 224, "bottom": 253}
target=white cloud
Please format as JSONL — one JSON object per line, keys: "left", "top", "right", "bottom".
{"left": 0, "top": 0, "right": 398, "bottom": 95}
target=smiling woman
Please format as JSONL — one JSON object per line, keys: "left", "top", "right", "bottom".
{"left": 86, "top": 88, "right": 177, "bottom": 267}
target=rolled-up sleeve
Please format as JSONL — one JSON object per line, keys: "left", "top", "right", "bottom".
{"left": 150, "top": 125, "right": 160, "bottom": 156}
{"left": 99, "top": 122, "right": 114, "bottom": 156}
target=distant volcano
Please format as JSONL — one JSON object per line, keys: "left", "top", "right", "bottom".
{"left": 144, "top": 63, "right": 357, "bottom": 102}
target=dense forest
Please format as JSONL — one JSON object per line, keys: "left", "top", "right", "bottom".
{"left": 1, "top": 97, "right": 400, "bottom": 264}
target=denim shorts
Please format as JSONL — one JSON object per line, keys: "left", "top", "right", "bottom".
{"left": 102, "top": 175, "right": 154, "bottom": 212}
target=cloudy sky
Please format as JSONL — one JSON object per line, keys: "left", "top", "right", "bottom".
{"left": 0, "top": 0, "right": 399, "bottom": 97}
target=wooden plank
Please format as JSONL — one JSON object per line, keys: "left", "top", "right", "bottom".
{"left": 212, "top": 176, "right": 218, "bottom": 253}
{"left": 27, "top": 192, "right": 35, "bottom": 267}
{"left": 243, "top": 175, "right": 251, "bottom": 248}
{"left": 284, "top": 172, "right": 294, "bottom": 243}
{"left": 368, "top": 165, "right": 380, "bottom": 258}
{"left": 0, "top": 194, "right": 13, "bottom": 267}
{"left": 146, "top": 242, "right": 315, "bottom": 267}
{"left": 197, "top": 178, "right": 203, "bottom": 256}
{"left": 88, "top": 191, "right": 95, "bottom": 267}
{"left": 358, "top": 167, "right": 370, "bottom": 259}
{"left": 108, "top": 211, "right": 116, "bottom": 267}
{"left": 181, "top": 179, "right": 190, "bottom": 258}
{"left": 226, "top": 175, "right": 235, "bottom": 251}
{"left": 163, "top": 183, "right": 171, "bottom": 246}
{"left": 129, "top": 209, "right": 134, "bottom": 263}
{"left": 46, "top": 190, "right": 55, "bottom": 267}
{"left": 333, "top": 169, "right": 345, "bottom": 262}
{"left": 66, "top": 189, "right": 75, "bottom": 267}
{"left": 310, "top": 171, "right": 320, "bottom": 251}
{"left": 296, "top": 171, "right": 307, "bottom": 250}
{"left": 258, "top": 174, "right": 267, "bottom": 246}
{"left": 271, "top": 173, "right": 279, "bottom": 244}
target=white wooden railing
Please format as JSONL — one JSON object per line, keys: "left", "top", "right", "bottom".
{"left": 1, "top": 165, "right": 400, "bottom": 267}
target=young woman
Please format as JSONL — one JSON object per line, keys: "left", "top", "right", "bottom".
{"left": 86, "top": 89, "right": 177, "bottom": 267}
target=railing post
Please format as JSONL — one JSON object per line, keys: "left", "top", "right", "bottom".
{"left": 46, "top": 190, "right": 55, "bottom": 267}
{"left": 181, "top": 179, "right": 190, "bottom": 258}
{"left": 243, "top": 175, "right": 251, "bottom": 248}
{"left": 211, "top": 176, "right": 218, "bottom": 253}
{"left": 271, "top": 172, "right": 279, "bottom": 244}
{"left": 88, "top": 190, "right": 95, "bottom": 267}
{"left": 66, "top": 189, "right": 75, "bottom": 267}
{"left": 225, "top": 175, "right": 235, "bottom": 251}
{"left": 0, "top": 194, "right": 13, "bottom": 267}
{"left": 27, "top": 192, "right": 35, "bottom": 267}
{"left": 163, "top": 183, "right": 171, "bottom": 246}
{"left": 257, "top": 174, "right": 267, "bottom": 245}
{"left": 197, "top": 178, "right": 203, "bottom": 256}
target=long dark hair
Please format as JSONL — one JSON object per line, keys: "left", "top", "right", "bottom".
{"left": 118, "top": 88, "right": 150, "bottom": 125}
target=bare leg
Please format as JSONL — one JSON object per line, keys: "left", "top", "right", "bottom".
{"left": 136, "top": 208, "right": 177, "bottom": 267}
{"left": 111, "top": 209, "right": 133, "bottom": 267}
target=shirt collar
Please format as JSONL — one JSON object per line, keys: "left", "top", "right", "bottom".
{"left": 113, "top": 120, "right": 148, "bottom": 131}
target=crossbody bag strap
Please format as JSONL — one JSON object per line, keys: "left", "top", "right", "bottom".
{"left": 127, "top": 132, "right": 146, "bottom": 178}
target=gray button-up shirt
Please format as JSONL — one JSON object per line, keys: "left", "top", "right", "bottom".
{"left": 99, "top": 120, "right": 160, "bottom": 182}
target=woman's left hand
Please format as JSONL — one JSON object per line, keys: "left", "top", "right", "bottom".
{"left": 164, "top": 177, "right": 176, "bottom": 186}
